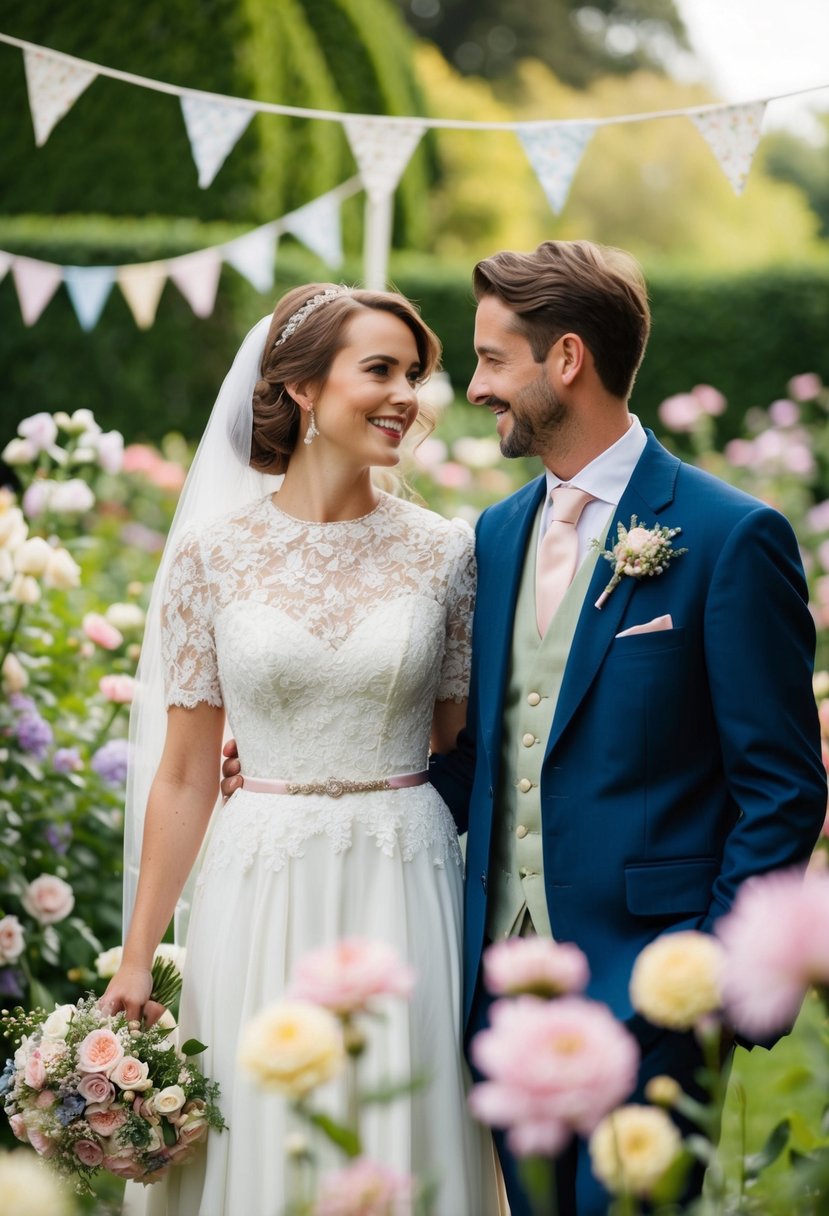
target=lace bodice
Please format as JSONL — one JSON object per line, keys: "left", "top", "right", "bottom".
{"left": 161, "top": 492, "right": 475, "bottom": 781}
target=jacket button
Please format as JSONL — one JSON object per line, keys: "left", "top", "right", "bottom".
{"left": 516, "top": 824, "right": 528, "bottom": 839}
{"left": 518, "top": 778, "right": 532, "bottom": 793}
{"left": 527, "top": 692, "right": 541, "bottom": 706}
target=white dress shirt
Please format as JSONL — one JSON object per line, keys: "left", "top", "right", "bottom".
{"left": 538, "top": 416, "right": 648, "bottom": 565}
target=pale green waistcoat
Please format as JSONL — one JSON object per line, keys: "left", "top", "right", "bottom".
{"left": 486, "top": 503, "right": 603, "bottom": 941}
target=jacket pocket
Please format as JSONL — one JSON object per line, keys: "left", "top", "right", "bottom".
{"left": 611, "top": 626, "right": 687, "bottom": 656}
{"left": 625, "top": 857, "right": 719, "bottom": 917}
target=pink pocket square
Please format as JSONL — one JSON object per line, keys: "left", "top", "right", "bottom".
{"left": 615, "top": 614, "right": 673, "bottom": 639}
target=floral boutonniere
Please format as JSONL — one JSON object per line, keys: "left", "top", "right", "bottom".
{"left": 592, "top": 516, "right": 687, "bottom": 609}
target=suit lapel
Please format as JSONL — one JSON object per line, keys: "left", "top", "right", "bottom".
{"left": 545, "top": 433, "right": 681, "bottom": 758}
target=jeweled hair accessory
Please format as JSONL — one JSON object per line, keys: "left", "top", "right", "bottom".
{"left": 274, "top": 286, "right": 347, "bottom": 347}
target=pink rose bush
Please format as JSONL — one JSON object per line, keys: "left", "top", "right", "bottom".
{"left": 1, "top": 996, "right": 225, "bottom": 1195}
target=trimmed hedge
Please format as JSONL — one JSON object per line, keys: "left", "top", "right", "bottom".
{"left": 3, "top": 218, "right": 829, "bottom": 444}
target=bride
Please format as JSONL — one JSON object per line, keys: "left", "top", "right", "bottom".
{"left": 103, "top": 284, "right": 501, "bottom": 1214}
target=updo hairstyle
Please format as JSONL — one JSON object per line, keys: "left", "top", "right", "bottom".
{"left": 250, "top": 284, "right": 441, "bottom": 474}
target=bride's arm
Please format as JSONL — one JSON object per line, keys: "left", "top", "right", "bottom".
{"left": 102, "top": 702, "right": 224, "bottom": 1023}
{"left": 430, "top": 697, "right": 467, "bottom": 755}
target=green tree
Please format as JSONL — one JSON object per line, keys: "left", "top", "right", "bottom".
{"left": 763, "top": 117, "right": 829, "bottom": 240}
{"left": 396, "top": 0, "right": 689, "bottom": 87}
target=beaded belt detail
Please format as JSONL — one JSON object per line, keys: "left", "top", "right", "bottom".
{"left": 240, "top": 771, "right": 430, "bottom": 798}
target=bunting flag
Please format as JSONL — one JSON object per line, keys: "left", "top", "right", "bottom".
{"left": 11, "top": 256, "right": 63, "bottom": 325}
{"left": 64, "top": 265, "right": 116, "bottom": 331}
{"left": 117, "top": 262, "right": 168, "bottom": 329}
{"left": 517, "top": 123, "right": 595, "bottom": 215}
{"left": 283, "top": 193, "right": 343, "bottom": 268}
{"left": 168, "top": 249, "right": 223, "bottom": 317}
{"left": 23, "top": 46, "right": 96, "bottom": 147}
{"left": 222, "top": 226, "right": 278, "bottom": 294}
{"left": 180, "top": 95, "right": 254, "bottom": 189}
{"left": 344, "top": 117, "right": 426, "bottom": 203}
{"left": 0, "top": 251, "right": 12, "bottom": 283}
{"left": 691, "top": 102, "right": 767, "bottom": 195}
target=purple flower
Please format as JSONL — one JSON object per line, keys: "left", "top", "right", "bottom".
{"left": 15, "top": 712, "right": 54, "bottom": 760}
{"left": 9, "top": 693, "right": 36, "bottom": 714}
{"left": 53, "top": 747, "right": 82, "bottom": 774}
{"left": 0, "top": 968, "right": 24, "bottom": 1000}
{"left": 91, "top": 738, "right": 130, "bottom": 786}
{"left": 43, "top": 822, "right": 73, "bottom": 855}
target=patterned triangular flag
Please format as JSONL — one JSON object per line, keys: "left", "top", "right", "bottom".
{"left": 180, "top": 95, "right": 254, "bottom": 189}
{"left": 283, "top": 194, "right": 343, "bottom": 268}
{"left": 11, "top": 257, "right": 63, "bottom": 325}
{"left": 23, "top": 47, "right": 97, "bottom": 147}
{"left": 117, "top": 263, "right": 168, "bottom": 329}
{"left": 691, "top": 102, "right": 766, "bottom": 195}
{"left": 344, "top": 117, "right": 426, "bottom": 203}
{"left": 223, "top": 226, "right": 278, "bottom": 294}
{"left": 517, "top": 123, "right": 595, "bottom": 215}
{"left": 168, "top": 249, "right": 223, "bottom": 318}
{"left": 0, "top": 251, "right": 12, "bottom": 284}
{"left": 64, "top": 265, "right": 116, "bottom": 331}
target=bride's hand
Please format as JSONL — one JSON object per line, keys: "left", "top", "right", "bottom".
{"left": 100, "top": 964, "right": 167, "bottom": 1028}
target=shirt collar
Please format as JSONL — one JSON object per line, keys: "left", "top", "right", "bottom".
{"left": 544, "top": 416, "right": 647, "bottom": 507}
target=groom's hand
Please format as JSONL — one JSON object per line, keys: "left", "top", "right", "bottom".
{"left": 221, "top": 738, "right": 241, "bottom": 800}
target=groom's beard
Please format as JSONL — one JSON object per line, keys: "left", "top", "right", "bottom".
{"left": 499, "top": 372, "right": 568, "bottom": 459}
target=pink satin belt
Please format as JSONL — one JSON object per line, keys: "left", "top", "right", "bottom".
{"left": 239, "top": 770, "right": 430, "bottom": 799}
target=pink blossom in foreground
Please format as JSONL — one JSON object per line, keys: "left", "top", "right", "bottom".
{"left": 469, "top": 996, "right": 639, "bottom": 1157}
{"left": 483, "top": 937, "right": 589, "bottom": 999}
{"left": 716, "top": 867, "right": 829, "bottom": 1037}
{"left": 788, "top": 372, "right": 823, "bottom": 401}
{"left": 83, "top": 612, "right": 123, "bottom": 651}
{"left": 99, "top": 674, "right": 136, "bottom": 704}
{"left": 314, "top": 1157, "right": 415, "bottom": 1216}
{"left": 290, "top": 938, "right": 415, "bottom": 1015}
{"left": 691, "top": 384, "right": 727, "bottom": 416}
{"left": 768, "top": 398, "right": 800, "bottom": 428}
{"left": 657, "top": 393, "right": 702, "bottom": 433}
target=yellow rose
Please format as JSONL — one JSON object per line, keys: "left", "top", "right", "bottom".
{"left": 589, "top": 1104, "right": 682, "bottom": 1198}
{"left": 238, "top": 999, "right": 345, "bottom": 1098}
{"left": 629, "top": 931, "right": 724, "bottom": 1030}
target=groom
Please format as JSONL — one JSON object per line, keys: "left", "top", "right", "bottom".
{"left": 426, "top": 239, "right": 827, "bottom": 1214}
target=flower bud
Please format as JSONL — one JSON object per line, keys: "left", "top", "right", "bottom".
{"left": 644, "top": 1075, "right": 682, "bottom": 1108}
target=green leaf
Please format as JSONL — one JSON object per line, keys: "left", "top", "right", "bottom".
{"left": 359, "top": 1071, "right": 429, "bottom": 1105}
{"left": 307, "top": 1111, "right": 361, "bottom": 1158}
{"left": 161, "top": 1120, "right": 178, "bottom": 1147}
{"left": 28, "top": 976, "right": 56, "bottom": 1012}
{"left": 180, "top": 1038, "right": 207, "bottom": 1057}
{"left": 745, "top": 1117, "right": 791, "bottom": 1180}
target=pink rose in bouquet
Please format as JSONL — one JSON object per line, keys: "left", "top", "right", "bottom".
{"left": 1, "top": 995, "right": 225, "bottom": 1195}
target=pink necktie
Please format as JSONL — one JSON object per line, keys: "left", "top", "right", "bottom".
{"left": 536, "top": 485, "right": 595, "bottom": 635}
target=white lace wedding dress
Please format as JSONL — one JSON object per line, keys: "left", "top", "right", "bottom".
{"left": 129, "top": 491, "right": 500, "bottom": 1216}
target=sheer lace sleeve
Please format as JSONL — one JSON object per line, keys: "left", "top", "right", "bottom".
{"left": 437, "top": 519, "right": 476, "bottom": 703}
{"left": 161, "top": 528, "right": 223, "bottom": 709}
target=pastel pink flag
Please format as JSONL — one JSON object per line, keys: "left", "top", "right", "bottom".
{"left": 168, "top": 249, "right": 223, "bottom": 318}
{"left": 11, "top": 257, "right": 63, "bottom": 325}
{"left": 692, "top": 102, "right": 766, "bottom": 195}
{"left": 23, "top": 47, "right": 96, "bottom": 147}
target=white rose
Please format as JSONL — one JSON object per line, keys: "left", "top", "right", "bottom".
{"left": 2, "top": 654, "right": 28, "bottom": 694}
{"left": 238, "top": 999, "right": 345, "bottom": 1097}
{"left": 70, "top": 447, "right": 97, "bottom": 466}
{"left": 590, "top": 1105, "right": 683, "bottom": 1198}
{"left": 94, "top": 946, "right": 123, "bottom": 978}
{"left": 49, "top": 480, "right": 95, "bottom": 515}
{"left": 68, "top": 409, "right": 100, "bottom": 437}
{"left": 44, "top": 548, "right": 81, "bottom": 591}
{"left": 42, "top": 1004, "right": 76, "bottom": 1041}
{"left": 14, "top": 537, "right": 53, "bottom": 577}
{"left": 21, "top": 482, "right": 52, "bottom": 520}
{"left": 96, "top": 431, "right": 124, "bottom": 475}
{"left": 0, "top": 507, "right": 28, "bottom": 550}
{"left": 10, "top": 574, "right": 40, "bottom": 605}
{"left": 22, "top": 874, "right": 75, "bottom": 925}
{"left": 154, "top": 943, "right": 186, "bottom": 971}
{"left": 18, "top": 413, "right": 58, "bottom": 454}
{"left": 0, "top": 1147, "right": 74, "bottom": 1216}
{"left": 152, "top": 1085, "right": 187, "bottom": 1115}
{"left": 0, "top": 914, "right": 25, "bottom": 964}
{"left": 13, "top": 1037, "right": 32, "bottom": 1070}
{"left": 105, "top": 602, "right": 145, "bottom": 631}
{"left": 2, "top": 438, "right": 36, "bottom": 466}
{"left": 53, "top": 412, "right": 72, "bottom": 430}
{"left": 0, "top": 550, "right": 14, "bottom": 583}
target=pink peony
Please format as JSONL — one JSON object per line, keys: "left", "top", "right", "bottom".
{"left": 28, "top": 1128, "right": 56, "bottom": 1158}
{"left": 483, "top": 938, "right": 589, "bottom": 999}
{"left": 290, "top": 938, "right": 416, "bottom": 1015}
{"left": 0, "top": 913, "right": 25, "bottom": 963}
{"left": 98, "top": 673, "right": 136, "bottom": 704}
{"left": 102, "top": 1154, "right": 147, "bottom": 1180}
{"left": 83, "top": 612, "right": 123, "bottom": 650}
{"left": 24, "top": 1050, "right": 46, "bottom": 1089}
{"left": 657, "top": 393, "right": 703, "bottom": 433}
{"left": 788, "top": 372, "right": 823, "bottom": 401}
{"left": 716, "top": 867, "right": 829, "bottom": 1037}
{"left": 21, "top": 874, "right": 75, "bottom": 925}
{"left": 76, "top": 1028, "right": 125, "bottom": 1075}
{"left": 469, "top": 996, "right": 639, "bottom": 1157}
{"left": 77, "top": 1073, "right": 115, "bottom": 1104}
{"left": 692, "top": 384, "right": 727, "bottom": 416}
{"left": 87, "top": 1107, "right": 128, "bottom": 1136}
{"left": 768, "top": 398, "right": 801, "bottom": 428}
{"left": 74, "top": 1139, "right": 104, "bottom": 1167}
{"left": 18, "top": 412, "right": 58, "bottom": 454}
{"left": 314, "top": 1157, "right": 415, "bottom": 1216}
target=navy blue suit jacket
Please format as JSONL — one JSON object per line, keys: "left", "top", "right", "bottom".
{"left": 432, "top": 431, "right": 827, "bottom": 1035}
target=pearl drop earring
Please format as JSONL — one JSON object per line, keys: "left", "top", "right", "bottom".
{"left": 304, "top": 407, "right": 319, "bottom": 446}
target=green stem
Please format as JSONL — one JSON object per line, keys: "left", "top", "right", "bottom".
{"left": 91, "top": 701, "right": 124, "bottom": 751}
{"left": 0, "top": 603, "right": 25, "bottom": 671}
{"left": 345, "top": 1051, "right": 361, "bottom": 1148}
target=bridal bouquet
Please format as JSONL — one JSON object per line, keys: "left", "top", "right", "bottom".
{"left": 1, "top": 975, "right": 225, "bottom": 1195}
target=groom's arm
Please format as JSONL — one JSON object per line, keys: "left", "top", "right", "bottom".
{"left": 701, "top": 505, "right": 827, "bottom": 933}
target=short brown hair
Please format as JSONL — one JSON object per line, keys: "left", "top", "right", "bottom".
{"left": 250, "top": 284, "right": 441, "bottom": 474}
{"left": 472, "top": 240, "right": 650, "bottom": 399}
